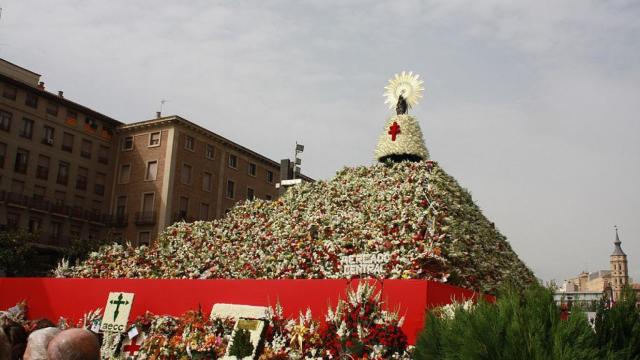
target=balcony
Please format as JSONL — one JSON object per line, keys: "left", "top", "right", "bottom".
{"left": 50, "top": 203, "right": 69, "bottom": 216}
{"left": 29, "top": 197, "right": 50, "bottom": 212}
{"left": 135, "top": 211, "right": 157, "bottom": 226}
{"left": 105, "top": 213, "right": 129, "bottom": 228}
{"left": 69, "top": 206, "right": 85, "bottom": 219}
{"left": 172, "top": 212, "right": 195, "bottom": 223}
{"left": 6, "top": 192, "right": 29, "bottom": 207}
{"left": 84, "top": 210, "right": 102, "bottom": 223}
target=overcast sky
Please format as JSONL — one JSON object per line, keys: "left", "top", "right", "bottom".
{"left": 1, "top": 0, "right": 638, "bottom": 283}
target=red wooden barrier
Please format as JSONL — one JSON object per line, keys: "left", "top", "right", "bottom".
{"left": 0, "top": 278, "right": 477, "bottom": 344}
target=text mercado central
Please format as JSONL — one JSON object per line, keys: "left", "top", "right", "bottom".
{"left": 340, "top": 253, "right": 391, "bottom": 277}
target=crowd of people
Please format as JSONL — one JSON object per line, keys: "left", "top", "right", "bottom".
{"left": 0, "top": 317, "right": 99, "bottom": 360}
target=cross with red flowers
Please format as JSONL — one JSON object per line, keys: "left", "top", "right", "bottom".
{"left": 388, "top": 121, "right": 401, "bottom": 141}
{"left": 123, "top": 336, "right": 141, "bottom": 356}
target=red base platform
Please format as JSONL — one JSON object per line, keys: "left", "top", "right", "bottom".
{"left": 0, "top": 278, "right": 477, "bottom": 344}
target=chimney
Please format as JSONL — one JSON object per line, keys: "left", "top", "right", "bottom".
{"left": 156, "top": 111, "right": 161, "bottom": 119}
{"left": 37, "top": 81, "right": 45, "bottom": 90}
{"left": 58, "top": 90, "right": 64, "bottom": 98}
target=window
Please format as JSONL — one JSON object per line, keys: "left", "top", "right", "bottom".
{"left": 46, "top": 101, "right": 59, "bottom": 116}
{"left": 54, "top": 190, "right": 66, "bottom": 205}
{"left": 62, "top": 132, "right": 74, "bottom": 152}
{"left": 202, "top": 172, "right": 212, "bottom": 192}
{"left": 7, "top": 213, "right": 20, "bottom": 228}
{"left": 116, "top": 196, "right": 127, "bottom": 217}
{"left": 265, "top": 194, "right": 273, "bottom": 201}
{"left": 57, "top": 161, "right": 69, "bottom": 185}
{"left": 145, "top": 161, "right": 158, "bottom": 181}
{"left": 228, "top": 154, "right": 237, "bottom": 169}
{"left": 29, "top": 217, "right": 42, "bottom": 233}
{"left": 226, "top": 180, "right": 235, "bottom": 199}
{"left": 122, "top": 136, "right": 134, "bottom": 150}
{"left": 185, "top": 135, "right": 194, "bottom": 151}
{"left": 85, "top": 116, "right": 97, "bottom": 130}
{"left": 42, "top": 125, "right": 55, "bottom": 145}
{"left": 70, "top": 223, "right": 82, "bottom": 239}
{"left": 199, "top": 203, "right": 209, "bottom": 220}
{"left": 178, "top": 196, "right": 189, "bottom": 219}
{"left": 94, "top": 172, "right": 106, "bottom": 196}
{"left": 248, "top": 163, "right": 257, "bottom": 176}
{"left": 247, "top": 187, "right": 255, "bottom": 200}
{"left": 14, "top": 148, "right": 29, "bottom": 174}
{"left": 33, "top": 185, "right": 46, "bottom": 200}
{"left": 81, "top": 139, "right": 92, "bottom": 158}
{"left": 267, "top": 170, "right": 274, "bottom": 183}
{"left": 2, "top": 85, "right": 16, "bottom": 100}
{"left": 25, "top": 93, "right": 38, "bottom": 108}
{"left": 0, "top": 110, "right": 12, "bottom": 131}
{"left": 36, "top": 155, "right": 50, "bottom": 180}
{"left": 205, "top": 144, "right": 214, "bottom": 159}
{"left": 149, "top": 132, "right": 160, "bottom": 146}
{"left": 142, "top": 193, "right": 155, "bottom": 213}
{"left": 181, "top": 163, "right": 192, "bottom": 184}
{"left": 66, "top": 109, "right": 77, "bottom": 123}
{"left": 138, "top": 232, "right": 151, "bottom": 246}
{"left": 50, "top": 221, "right": 63, "bottom": 241}
{"left": 76, "top": 167, "right": 88, "bottom": 190}
{"left": 20, "top": 118, "right": 33, "bottom": 138}
{"left": 119, "top": 164, "right": 131, "bottom": 184}
{"left": 98, "top": 145, "right": 109, "bottom": 164}
{"left": 0, "top": 142, "right": 6, "bottom": 168}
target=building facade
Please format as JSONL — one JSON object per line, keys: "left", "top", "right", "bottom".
{"left": 110, "top": 116, "right": 283, "bottom": 244}
{"left": 0, "top": 58, "right": 307, "bottom": 247}
{"left": 557, "top": 228, "right": 635, "bottom": 304}
{"left": 610, "top": 227, "right": 629, "bottom": 301}
{"left": 0, "top": 59, "right": 119, "bottom": 246}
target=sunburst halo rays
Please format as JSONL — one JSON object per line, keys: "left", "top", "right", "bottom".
{"left": 383, "top": 71, "right": 425, "bottom": 109}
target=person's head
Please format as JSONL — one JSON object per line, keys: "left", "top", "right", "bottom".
{"left": 24, "top": 327, "right": 61, "bottom": 360}
{"left": 0, "top": 327, "right": 11, "bottom": 360}
{"left": 31, "top": 318, "right": 56, "bottom": 332}
{"left": 2, "top": 320, "right": 27, "bottom": 360}
{"left": 47, "top": 328, "right": 100, "bottom": 360}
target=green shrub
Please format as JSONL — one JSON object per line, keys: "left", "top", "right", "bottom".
{"left": 229, "top": 328, "right": 254, "bottom": 358}
{"left": 414, "top": 285, "right": 601, "bottom": 360}
{"left": 594, "top": 287, "right": 640, "bottom": 359}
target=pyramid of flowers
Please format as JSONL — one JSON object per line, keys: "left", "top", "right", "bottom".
{"left": 58, "top": 72, "right": 535, "bottom": 292}
{"left": 58, "top": 159, "right": 534, "bottom": 291}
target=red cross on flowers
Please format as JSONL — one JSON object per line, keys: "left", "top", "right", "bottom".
{"left": 123, "top": 336, "right": 142, "bottom": 356}
{"left": 388, "top": 121, "right": 401, "bottom": 141}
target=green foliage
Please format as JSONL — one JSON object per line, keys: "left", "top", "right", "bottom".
{"left": 0, "top": 230, "right": 38, "bottom": 276}
{"left": 594, "top": 287, "right": 640, "bottom": 359}
{"left": 229, "top": 328, "right": 254, "bottom": 358}
{"left": 414, "top": 285, "right": 601, "bottom": 360}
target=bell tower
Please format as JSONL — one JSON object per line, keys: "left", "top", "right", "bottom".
{"left": 610, "top": 226, "right": 629, "bottom": 301}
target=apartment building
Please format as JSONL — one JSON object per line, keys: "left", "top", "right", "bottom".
{"left": 0, "top": 59, "right": 119, "bottom": 246}
{"left": 111, "top": 116, "right": 283, "bottom": 244}
{"left": 0, "top": 58, "right": 309, "bottom": 247}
